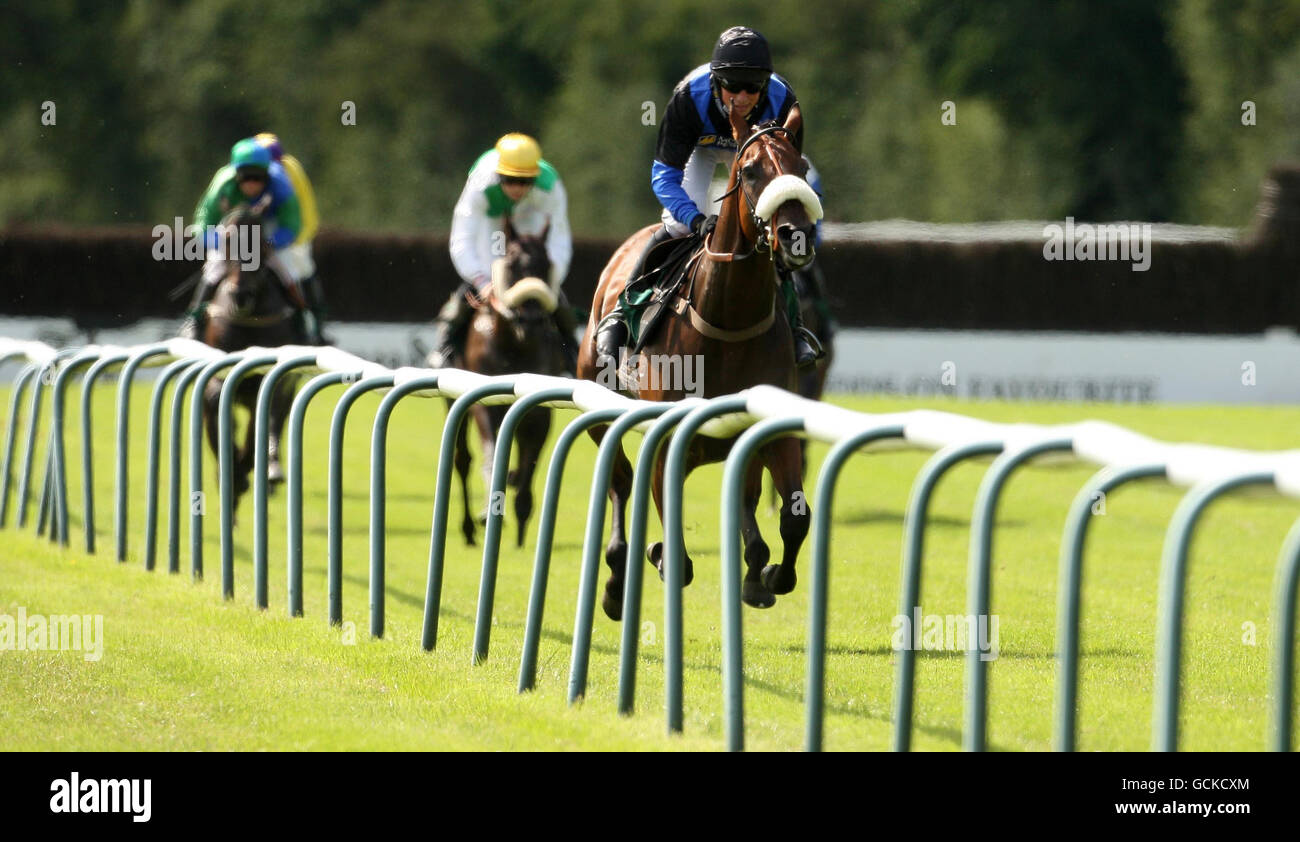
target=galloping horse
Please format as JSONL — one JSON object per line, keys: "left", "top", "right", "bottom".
{"left": 450, "top": 218, "right": 566, "bottom": 548}
{"left": 578, "top": 105, "right": 823, "bottom": 620}
{"left": 199, "top": 207, "right": 303, "bottom": 509}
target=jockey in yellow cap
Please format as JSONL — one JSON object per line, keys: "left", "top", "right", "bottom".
{"left": 433, "top": 132, "right": 579, "bottom": 371}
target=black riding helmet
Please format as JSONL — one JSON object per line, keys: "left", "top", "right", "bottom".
{"left": 710, "top": 26, "right": 772, "bottom": 86}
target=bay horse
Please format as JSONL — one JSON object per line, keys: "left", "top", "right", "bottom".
{"left": 450, "top": 218, "right": 566, "bottom": 548}
{"left": 578, "top": 105, "right": 823, "bottom": 619}
{"left": 199, "top": 207, "right": 303, "bottom": 510}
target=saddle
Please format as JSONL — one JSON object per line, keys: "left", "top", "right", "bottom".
{"left": 621, "top": 233, "right": 701, "bottom": 352}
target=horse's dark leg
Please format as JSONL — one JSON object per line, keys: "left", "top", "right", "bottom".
{"left": 600, "top": 443, "right": 634, "bottom": 621}
{"left": 232, "top": 379, "right": 260, "bottom": 507}
{"left": 760, "top": 438, "right": 810, "bottom": 595}
{"left": 510, "top": 408, "right": 550, "bottom": 549}
{"left": 739, "top": 458, "right": 776, "bottom": 608}
{"left": 475, "top": 406, "right": 502, "bottom": 528}
{"left": 646, "top": 450, "right": 695, "bottom": 588}
{"left": 451, "top": 400, "right": 476, "bottom": 546}
{"left": 266, "top": 376, "right": 296, "bottom": 486}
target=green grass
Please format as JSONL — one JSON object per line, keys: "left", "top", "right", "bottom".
{"left": 1, "top": 383, "right": 1298, "bottom": 751}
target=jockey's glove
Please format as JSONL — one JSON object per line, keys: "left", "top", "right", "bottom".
{"left": 691, "top": 213, "right": 718, "bottom": 238}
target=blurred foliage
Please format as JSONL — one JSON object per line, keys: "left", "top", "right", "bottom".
{"left": 1, "top": 0, "right": 1297, "bottom": 234}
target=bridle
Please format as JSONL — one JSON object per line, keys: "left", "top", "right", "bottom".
{"left": 705, "top": 124, "right": 798, "bottom": 263}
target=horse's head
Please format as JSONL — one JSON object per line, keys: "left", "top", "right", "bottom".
{"left": 489, "top": 217, "right": 557, "bottom": 345}
{"left": 214, "top": 206, "right": 278, "bottom": 318}
{"left": 725, "top": 106, "right": 823, "bottom": 271}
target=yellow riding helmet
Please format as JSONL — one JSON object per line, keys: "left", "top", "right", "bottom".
{"left": 494, "top": 133, "right": 542, "bottom": 178}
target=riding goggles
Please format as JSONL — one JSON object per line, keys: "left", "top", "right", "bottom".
{"left": 715, "top": 76, "right": 767, "bottom": 95}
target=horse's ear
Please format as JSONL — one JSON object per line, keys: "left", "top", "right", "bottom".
{"left": 503, "top": 213, "right": 517, "bottom": 243}
{"left": 540, "top": 221, "right": 551, "bottom": 242}
{"left": 782, "top": 104, "right": 803, "bottom": 138}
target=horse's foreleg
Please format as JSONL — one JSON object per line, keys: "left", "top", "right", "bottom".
{"left": 511, "top": 412, "right": 550, "bottom": 549}
{"left": 266, "top": 379, "right": 295, "bottom": 485}
{"left": 600, "top": 444, "right": 634, "bottom": 621}
{"left": 454, "top": 407, "right": 476, "bottom": 546}
{"left": 762, "top": 438, "right": 810, "bottom": 596}
{"left": 740, "top": 459, "right": 775, "bottom": 608}
{"left": 646, "top": 452, "right": 694, "bottom": 588}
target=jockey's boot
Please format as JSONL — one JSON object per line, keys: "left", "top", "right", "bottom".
{"left": 594, "top": 224, "right": 679, "bottom": 361}
{"left": 551, "top": 289, "right": 580, "bottom": 375}
{"left": 430, "top": 283, "right": 476, "bottom": 369}
{"left": 178, "top": 279, "right": 219, "bottom": 341}
{"left": 778, "top": 269, "right": 825, "bottom": 370}
{"left": 300, "top": 274, "right": 329, "bottom": 345}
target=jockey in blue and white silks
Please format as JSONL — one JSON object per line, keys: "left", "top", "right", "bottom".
{"left": 594, "top": 25, "right": 824, "bottom": 369}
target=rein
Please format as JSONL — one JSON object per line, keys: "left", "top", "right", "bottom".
{"left": 684, "top": 125, "right": 794, "bottom": 340}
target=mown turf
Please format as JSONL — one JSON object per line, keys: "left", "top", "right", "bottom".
{"left": 1, "top": 382, "right": 1298, "bottom": 751}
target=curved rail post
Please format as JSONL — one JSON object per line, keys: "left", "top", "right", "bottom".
{"left": 889, "top": 440, "right": 1004, "bottom": 752}
{"left": 801, "top": 423, "right": 911, "bottom": 752}
{"left": 1152, "top": 470, "right": 1275, "bottom": 751}
{"left": 368, "top": 374, "right": 442, "bottom": 639}
{"left": 518, "top": 407, "right": 625, "bottom": 693}
{"left": 325, "top": 374, "right": 396, "bottom": 627}
{"left": 114, "top": 344, "right": 171, "bottom": 561}
{"left": 30, "top": 349, "right": 83, "bottom": 536}
{"left": 144, "top": 358, "right": 205, "bottom": 569}
{"left": 217, "top": 352, "right": 282, "bottom": 599}
{"left": 568, "top": 403, "right": 669, "bottom": 703}
{"left": 1053, "top": 462, "right": 1166, "bottom": 751}
{"left": 616, "top": 402, "right": 698, "bottom": 715}
{"left": 420, "top": 378, "right": 516, "bottom": 652}
{"left": 17, "top": 360, "right": 52, "bottom": 528}
{"left": 1271, "top": 515, "right": 1300, "bottom": 752}
{"left": 189, "top": 353, "right": 244, "bottom": 579}
{"left": 473, "top": 385, "right": 575, "bottom": 663}
{"left": 661, "top": 395, "right": 751, "bottom": 734}
{"left": 0, "top": 364, "right": 38, "bottom": 527}
{"left": 286, "top": 370, "right": 357, "bottom": 619}
{"left": 250, "top": 354, "right": 317, "bottom": 606}
{"left": 964, "top": 438, "right": 1075, "bottom": 752}
{"left": 167, "top": 362, "right": 208, "bottom": 573}
{"left": 79, "top": 351, "right": 132, "bottom": 549}
{"left": 719, "top": 415, "right": 810, "bottom": 751}
{"left": 47, "top": 352, "right": 101, "bottom": 545}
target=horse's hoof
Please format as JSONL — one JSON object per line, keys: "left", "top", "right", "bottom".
{"left": 646, "top": 543, "right": 693, "bottom": 587}
{"left": 761, "top": 564, "right": 796, "bottom": 595}
{"left": 601, "top": 580, "right": 624, "bottom": 622}
{"left": 742, "top": 580, "right": 776, "bottom": 609}
{"left": 647, "top": 542, "right": 664, "bottom": 579}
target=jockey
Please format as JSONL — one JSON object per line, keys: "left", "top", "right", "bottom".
{"left": 593, "top": 25, "right": 826, "bottom": 369}
{"left": 433, "top": 132, "right": 578, "bottom": 372}
{"left": 254, "top": 132, "right": 327, "bottom": 344}
{"left": 179, "top": 138, "right": 304, "bottom": 341}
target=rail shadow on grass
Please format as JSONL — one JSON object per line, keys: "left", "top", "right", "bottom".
{"left": 831, "top": 508, "right": 1025, "bottom": 530}
{"left": 334, "top": 572, "right": 968, "bottom": 745}
{"left": 776, "top": 642, "right": 1146, "bottom": 660}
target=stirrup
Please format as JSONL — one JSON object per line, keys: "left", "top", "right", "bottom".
{"left": 794, "top": 326, "right": 825, "bottom": 369}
